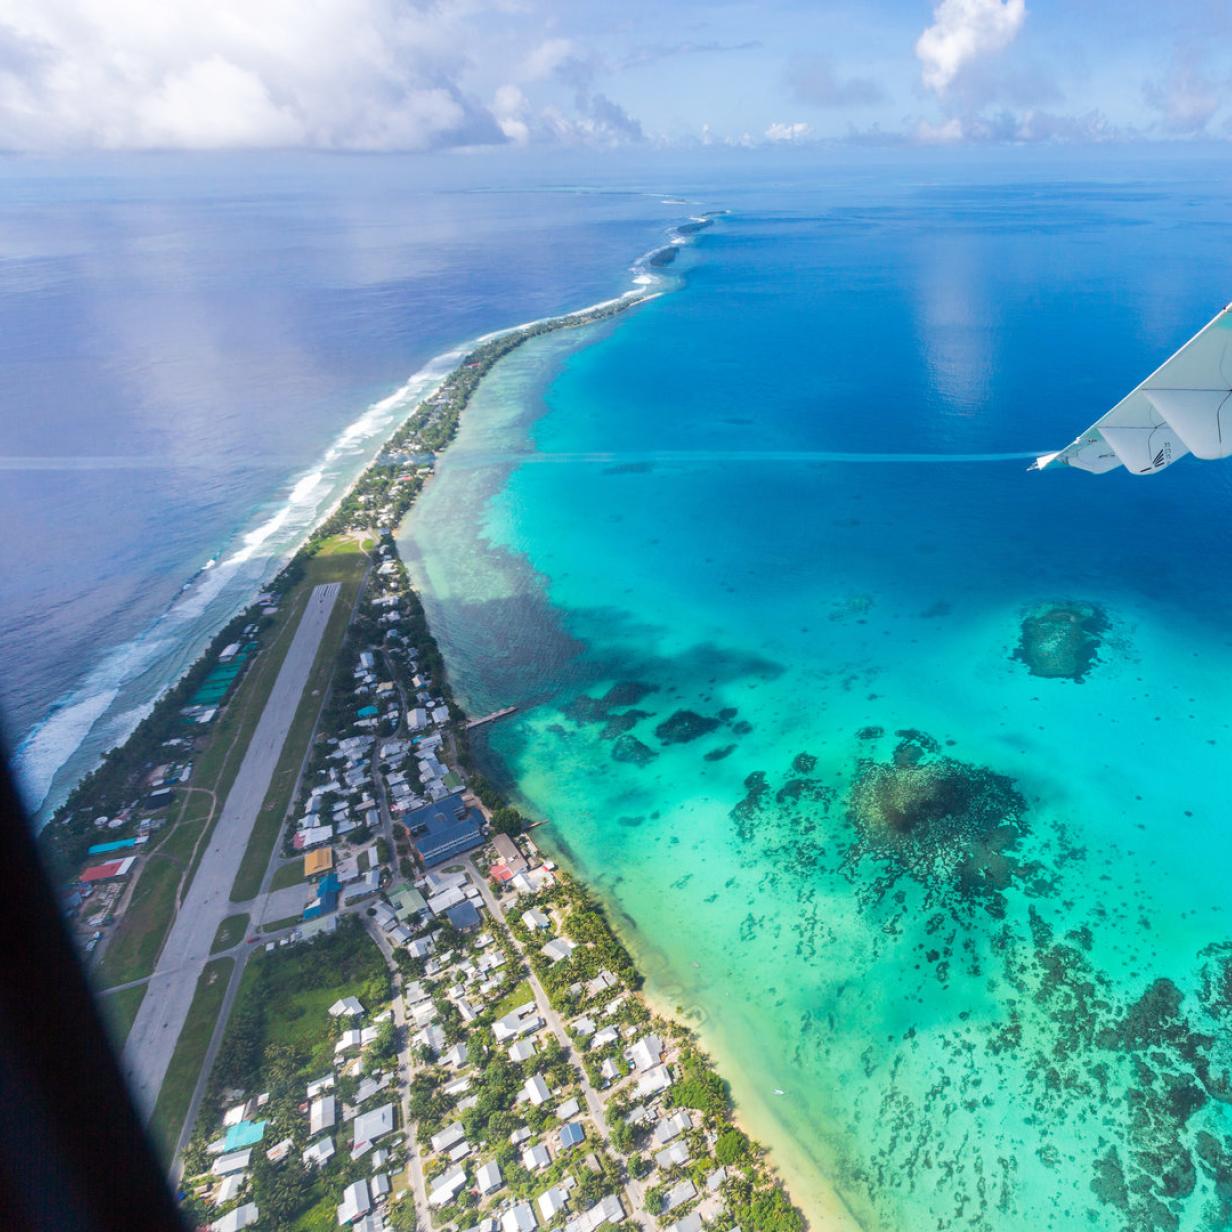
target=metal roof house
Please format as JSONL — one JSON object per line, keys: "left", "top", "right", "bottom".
{"left": 405, "top": 791, "right": 485, "bottom": 867}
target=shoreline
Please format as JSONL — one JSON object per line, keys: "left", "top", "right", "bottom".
{"left": 510, "top": 822, "right": 865, "bottom": 1232}
{"left": 35, "top": 207, "right": 848, "bottom": 1226}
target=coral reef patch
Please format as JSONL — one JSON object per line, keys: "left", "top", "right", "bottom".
{"left": 1013, "top": 601, "right": 1109, "bottom": 682}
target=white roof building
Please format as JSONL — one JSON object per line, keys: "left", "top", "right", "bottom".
{"left": 522, "top": 909, "right": 550, "bottom": 930}
{"left": 476, "top": 1160, "right": 503, "bottom": 1194}
{"left": 428, "top": 1166, "right": 467, "bottom": 1207}
{"left": 522, "top": 1143, "right": 551, "bottom": 1171}
{"left": 501, "top": 1201, "right": 538, "bottom": 1232}
{"left": 430, "top": 1122, "right": 465, "bottom": 1154}
{"left": 211, "top": 1204, "right": 259, "bottom": 1232}
{"left": 627, "top": 1034, "right": 663, "bottom": 1073}
{"left": 310, "top": 1094, "right": 337, "bottom": 1135}
{"left": 211, "top": 1150, "right": 252, "bottom": 1177}
{"left": 352, "top": 1104, "right": 396, "bottom": 1155}
{"left": 538, "top": 1186, "right": 569, "bottom": 1220}
{"left": 509, "top": 1039, "right": 537, "bottom": 1063}
{"left": 541, "top": 938, "right": 576, "bottom": 964}
{"left": 303, "top": 1137, "right": 336, "bottom": 1168}
{"left": 523, "top": 1074, "right": 551, "bottom": 1106}
{"left": 213, "top": 1174, "right": 244, "bottom": 1206}
{"left": 636, "top": 1064, "right": 673, "bottom": 1098}
{"left": 329, "top": 996, "right": 365, "bottom": 1017}
{"left": 338, "top": 1178, "right": 372, "bottom": 1225}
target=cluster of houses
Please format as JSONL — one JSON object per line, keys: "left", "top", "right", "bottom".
{"left": 195, "top": 992, "right": 407, "bottom": 1232}
{"left": 404, "top": 855, "right": 637, "bottom": 1232}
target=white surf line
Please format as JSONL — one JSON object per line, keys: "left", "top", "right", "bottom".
{"left": 446, "top": 449, "right": 1046, "bottom": 466}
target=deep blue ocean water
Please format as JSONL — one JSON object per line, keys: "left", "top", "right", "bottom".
{"left": 403, "top": 164, "right": 1232, "bottom": 1229}
{"left": 0, "top": 154, "right": 683, "bottom": 817}
{"left": 8, "top": 151, "right": 1232, "bottom": 1228}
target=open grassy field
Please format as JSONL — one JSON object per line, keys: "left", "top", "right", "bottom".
{"left": 229, "top": 537, "right": 368, "bottom": 903}
{"left": 211, "top": 913, "right": 250, "bottom": 954}
{"left": 269, "top": 860, "right": 306, "bottom": 891}
{"left": 151, "top": 956, "right": 234, "bottom": 1158}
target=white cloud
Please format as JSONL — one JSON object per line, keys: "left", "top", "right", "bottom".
{"left": 1143, "top": 57, "right": 1221, "bottom": 135}
{"left": 916, "top": 0, "right": 1027, "bottom": 96}
{"left": 0, "top": 0, "right": 507, "bottom": 150}
{"left": 519, "top": 38, "right": 577, "bottom": 83}
{"left": 492, "top": 84, "right": 530, "bottom": 144}
{"left": 764, "top": 120, "right": 813, "bottom": 143}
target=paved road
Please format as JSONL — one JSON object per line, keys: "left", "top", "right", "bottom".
{"left": 123, "top": 583, "right": 341, "bottom": 1117}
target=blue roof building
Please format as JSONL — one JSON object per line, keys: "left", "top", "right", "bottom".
{"left": 559, "top": 1122, "right": 585, "bottom": 1149}
{"left": 446, "top": 900, "right": 482, "bottom": 932}
{"left": 304, "top": 872, "right": 340, "bottom": 920}
{"left": 405, "top": 792, "right": 484, "bottom": 868}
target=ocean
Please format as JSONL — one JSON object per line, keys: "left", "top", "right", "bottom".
{"left": 401, "top": 161, "right": 1232, "bottom": 1230}
{"left": 8, "top": 150, "right": 1232, "bottom": 1230}
{"left": 0, "top": 153, "right": 682, "bottom": 820}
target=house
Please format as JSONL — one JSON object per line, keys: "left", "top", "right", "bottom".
{"left": 371, "top": 1173, "right": 391, "bottom": 1200}
{"left": 494, "top": 1002, "right": 542, "bottom": 1042}
{"left": 306, "top": 1074, "right": 335, "bottom": 1099}
{"left": 558, "top": 1122, "right": 585, "bottom": 1150}
{"left": 492, "top": 833, "right": 529, "bottom": 874}
{"left": 430, "top": 1122, "right": 465, "bottom": 1154}
{"left": 329, "top": 996, "right": 365, "bottom": 1018}
{"left": 338, "top": 1178, "right": 372, "bottom": 1225}
{"left": 476, "top": 1160, "right": 503, "bottom": 1194}
{"left": 541, "top": 938, "right": 576, "bottom": 964}
{"left": 666, "top": 1215, "right": 704, "bottom": 1232}
{"left": 210, "top": 1204, "right": 259, "bottom": 1232}
{"left": 213, "top": 1174, "right": 244, "bottom": 1206}
{"left": 538, "top": 1186, "right": 569, "bottom": 1220}
{"left": 502, "top": 1202, "right": 538, "bottom": 1232}
{"left": 635, "top": 1064, "right": 673, "bottom": 1098}
{"left": 523, "top": 1074, "right": 551, "bottom": 1106}
{"left": 441, "top": 1041, "right": 468, "bottom": 1067}
{"left": 404, "top": 792, "right": 485, "bottom": 867}
{"left": 627, "top": 1034, "right": 663, "bottom": 1072}
{"left": 303, "top": 1137, "right": 335, "bottom": 1168}
{"left": 563, "top": 1194, "right": 624, "bottom": 1232}
{"left": 389, "top": 883, "right": 429, "bottom": 923}
{"left": 310, "top": 1094, "right": 337, "bottom": 1135}
{"left": 521, "top": 909, "right": 550, "bottom": 931}
{"left": 428, "top": 1166, "right": 467, "bottom": 1207}
{"left": 509, "top": 1039, "right": 536, "bottom": 1063}
{"left": 522, "top": 1143, "right": 551, "bottom": 1171}
{"left": 655, "top": 1142, "right": 690, "bottom": 1171}
{"left": 446, "top": 900, "right": 482, "bottom": 932}
{"left": 652, "top": 1111, "right": 692, "bottom": 1145}
{"left": 662, "top": 1180, "right": 697, "bottom": 1213}
{"left": 211, "top": 1150, "right": 251, "bottom": 1176}
{"left": 352, "top": 1103, "right": 395, "bottom": 1155}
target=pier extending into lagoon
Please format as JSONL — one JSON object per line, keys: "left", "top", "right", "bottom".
{"left": 464, "top": 705, "right": 517, "bottom": 731}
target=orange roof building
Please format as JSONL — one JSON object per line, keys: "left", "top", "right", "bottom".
{"left": 304, "top": 847, "right": 335, "bottom": 878}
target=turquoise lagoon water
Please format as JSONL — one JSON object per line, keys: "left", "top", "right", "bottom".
{"left": 404, "top": 173, "right": 1232, "bottom": 1231}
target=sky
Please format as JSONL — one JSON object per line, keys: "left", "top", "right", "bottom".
{"left": 0, "top": 0, "right": 1229, "bottom": 153}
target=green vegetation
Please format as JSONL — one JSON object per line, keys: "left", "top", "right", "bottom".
{"left": 715, "top": 1127, "right": 751, "bottom": 1164}
{"left": 269, "top": 861, "right": 306, "bottom": 890}
{"left": 230, "top": 537, "right": 368, "bottom": 903}
{"left": 99, "top": 982, "right": 148, "bottom": 1050}
{"left": 95, "top": 853, "right": 182, "bottom": 988}
{"left": 207, "top": 918, "right": 386, "bottom": 1101}
{"left": 210, "top": 913, "right": 249, "bottom": 954}
{"left": 261, "top": 914, "right": 301, "bottom": 934}
{"left": 490, "top": 805, "right": 526, "bottom": 835}
{"left": 151, "top": 957, "right": 234, "bottom": 1159}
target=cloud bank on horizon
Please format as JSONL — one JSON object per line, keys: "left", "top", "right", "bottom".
{"left": 0, "top": 0, "right": 1227, "bottom": 152}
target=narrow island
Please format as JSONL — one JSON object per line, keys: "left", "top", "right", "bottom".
{"left": 38, "top": 221, "right": 810, "bottom": 1232}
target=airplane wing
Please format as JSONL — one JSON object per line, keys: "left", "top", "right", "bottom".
{"left": 1033, "top": 304, "right": 1232, "bottom": 475}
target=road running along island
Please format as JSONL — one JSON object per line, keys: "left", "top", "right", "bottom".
{"left": 122, "top": 582, "right": 340, "bottom": 1116}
